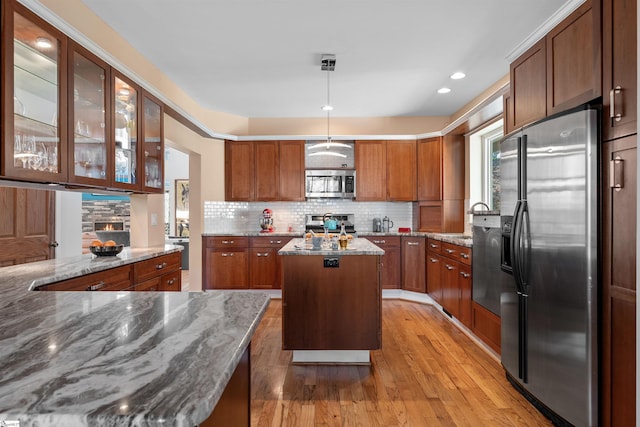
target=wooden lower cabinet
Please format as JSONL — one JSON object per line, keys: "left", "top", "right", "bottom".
{"left": 203, "top": 236, "right": 290, "bottom": 290}
{"left": 250, "top": 237, "right": 291, "bottom": 289}
{"left": 471, "top": 302, "right": 501, "bottom": 354}
{"left": 458, "top": 264, "right": 472, "bottom": 328}
{"left": 426, "top": 252, "right": 442, "bottom": 304}
{"left": 601, "top": 135, "right": 636, "bottom": 427}
{"left": 36, "top": 252, "right": 181, "bottom": 292}
{"left": 401, "top": 236, "right": 426, "bottom": 292}
{"left": 363, "top": 236, "right": 401, "bottom": 289}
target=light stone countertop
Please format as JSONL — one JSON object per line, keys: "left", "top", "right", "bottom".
{"left": 0, "top": 246, "right": 270, "bottom": 427}
{"left": 279, "top": 237, "right": 385, "bottom": 256}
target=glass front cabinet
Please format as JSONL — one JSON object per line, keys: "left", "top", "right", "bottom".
{"left": 1, "top": 0, "right": 164, "bottom": 193}
{"left": 2, "top": 3, "right": 68, "bottom": 182}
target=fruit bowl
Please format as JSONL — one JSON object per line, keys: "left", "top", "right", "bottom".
{"left": 90, "top": 244, "right": 124, "bottom": 257}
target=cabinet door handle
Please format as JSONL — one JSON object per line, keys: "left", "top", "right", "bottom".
{"left": 167, "top": 278, "right": 176, "bottom": 286}
{"left": 256, "top": 252, "right": 269, "bottom": 257}
{"left": 460, "top": 272, "right": 470, "bottom": 278}
{"left": 373, "top": 240, "right": 386, "bottom": 244}
{"left": 407, "top": 242, "right": 419, "bottom": 246}
{"left": 429, "top": 258, "right": 438, "bottom": 263}
{"left": 87, "top": 281, "right": 107, "bottom": 291}
{"left": 610, "top": 156, "right": 624, "bottom": 191}
{"left": 221, "top": 240, "right": 235, "bottom": 244}
{"left": 610, "top": 86, "right": 622, "bottom": 122}
{"left": 460, "top": 253, "right": 469, "bottom": 259}
{"left": 156, "top": 262, "right": 168, "bottom": 270}
{"left": 445, "top": 249, "right": 454, "bottom": 254}
{"left": 269, "top": 240, "right": 282, "bottom": 244}
{"left": 445, "top": 264, "right": 454, "bottom": 270}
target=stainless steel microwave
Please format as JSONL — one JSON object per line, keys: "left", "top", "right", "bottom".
{"left": 305, "top": 170, "right": 356, "bottom": 199}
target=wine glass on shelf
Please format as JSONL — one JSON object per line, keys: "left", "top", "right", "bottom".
{"left": 14, "top": 135, "right": 22, "bottom": 168}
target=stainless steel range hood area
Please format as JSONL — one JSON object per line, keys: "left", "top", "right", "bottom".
{"left": 304, "top": 140, "right": 355, "bottom": 169}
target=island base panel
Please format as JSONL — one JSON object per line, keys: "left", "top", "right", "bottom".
{"left": 292, "top": 350, "right": 370, "bottom": 364}
{"left": 282, "top": 254, "right": 381, "bottom": 350}
{"left": 199, "top": 344, "right": 250, "bottom": 427}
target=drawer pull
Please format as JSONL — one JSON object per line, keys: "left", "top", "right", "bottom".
{"left": 87, "top": 281, "right": 107, "bottom": 291}
{"left": 256, "top": 252, "right": 269, "bottom": 257}
{"left": 429, "top": 258, "right": 438, "bottom": 263}
{"left": 221, "top": 240, "right": 235, "bottom": 244}
{"left": 445, "top": 249, "right": 454, "bottom": 254}
{"left": 156, "top": 262, "right": 168, "bottom": 270}
{"left": 460, "top": 272, "right": 470, "bottom": 278}
{"left": 167, "top": 279, "right": 176, "bottom": 286}
{"left": 221, "top": 253, "right": 234, "bottom": 257}
{"left": 460, "top": 253, "right": 469, "bottom": 259}
{"left": 373, "top": 240, "right": 386, "bottom": 244}
{"left": 269, "top": 240, "right": 282, "bottom": 244}
{"left": 429, "top": 243, "right": 438, "bottom": 248}
{"left": 407, "top": 242, "right": 420, "bottom": 246}
{"left": 445, "top": 264, "right": 454, "bottom": 270}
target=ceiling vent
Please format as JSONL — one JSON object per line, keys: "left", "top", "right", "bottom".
{"left": 321, "top": 54, "right": 336, "bottom": 71}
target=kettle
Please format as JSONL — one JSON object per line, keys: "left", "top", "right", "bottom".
{"left": 372, "top": 218, "right": 382, "bottom": 232}
{"left": 382, "top": 216, "right": 394, "bottom": 232}
{"left": 323, "top": 213, "right": 338, "bottom": 230}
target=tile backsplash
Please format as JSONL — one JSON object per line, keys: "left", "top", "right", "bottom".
{"left": 204, "top": 200, "right": 413, "bottom": 233}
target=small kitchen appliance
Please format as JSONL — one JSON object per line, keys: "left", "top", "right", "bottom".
{"left": 382, "top": 216, "right": 394, "bottom": 232}
{"left": 259, "top": 208, "right": 274, "bottom": 232}
{"left": 372, "top": 218, "right": 382, "bottom": 232}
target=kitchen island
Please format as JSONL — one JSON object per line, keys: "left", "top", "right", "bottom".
{"left": 0, "top": 247, "right": 269, "bottom": 427}
{"left": 279, "top": 238, "right": 384, "bottom": 364}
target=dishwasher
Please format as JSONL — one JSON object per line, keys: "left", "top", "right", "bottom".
{"left": 471, "top": 214, "right": 509, "bottom": 316}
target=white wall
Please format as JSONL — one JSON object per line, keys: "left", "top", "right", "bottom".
{"left": 55, "top": 191, "right": 83, "bottom": 258}
{"left": 164, "top": 147, "right": 190, "bottom": 236}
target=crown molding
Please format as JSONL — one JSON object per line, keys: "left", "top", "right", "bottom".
{"left": 505, "top": 0, "right": 586, "bottom": 63}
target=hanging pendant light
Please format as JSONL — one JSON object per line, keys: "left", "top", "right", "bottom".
{"left": 309, "top": 54, "right": 351, "bottom": 157}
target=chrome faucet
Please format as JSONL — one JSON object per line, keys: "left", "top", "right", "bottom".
{"left": 468, "top": 202, "right": 490, "bottom": 214}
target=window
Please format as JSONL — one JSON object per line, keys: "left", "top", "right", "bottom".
{"left": 469, "top": 120, "right": 503, "bottom": 211}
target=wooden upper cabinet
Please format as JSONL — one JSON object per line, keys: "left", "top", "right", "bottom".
{"left": 3, "top": 2, "right": 69, "bottom": 183}
{"left": 503, "top": 94, "right": 515, "bottom": 136}
{"left": 442, "top": 135, "right": 464, "bottom": 200}
{"left": 278, "top": 140, "right": 305, "bottom": 201}
{"left": 386, "top": 140, "right": 417, "bottom": 201}
{"left": 254, "top": 141, "right": 279, "bottom": 201}
{"left": 602, "top": 0, "right": 636, "bottom": 141}
{"left": 417, "top": 137, "right": 442, "bottom": 201}
{"left": 511, "top": 38, "right": 547, "bottom": 129}
{"left": 546, "top": 0, "right": 601, "bottom": 115}
{"left": 225, "top": 141, "right": 254, "bottom": 201}
{"left": 140, "top": 92, "right": 164, "bottom": 193}
{"left": 355, "top": 140, "right": 387, "bottom": 201}
{"left": 111, "top": 72, "right": 140, "bottom": 191}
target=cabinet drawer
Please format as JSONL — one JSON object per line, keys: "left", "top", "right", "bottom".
{"left": 441, "top": 242, "right": 472, "bottom": 264}
{"left": 134, "top": 252, "right": 181, "bottom": 283}
{"left": 160, "top": 270, "right": 181, "bottom": 291}
{"left": 40, "top": 265, "right": 133, "bottom": 291}
{"left": 135, "top": 277, "right": 161, "bottom": 291}
{"left": 205, "top": 236, "right": 250, "bottom": 248}
{"left": 365, "top": 236, "right": 401, "bottom": 247}
{"left": 251, "top": 236, "right": 291, "bottom": 248}
{"left": 427, "top": 239, "right": 442, "bottom": 253}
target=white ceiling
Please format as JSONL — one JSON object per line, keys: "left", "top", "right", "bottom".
{"left": 78, "top": 0, "right": 572, "bottom": 119}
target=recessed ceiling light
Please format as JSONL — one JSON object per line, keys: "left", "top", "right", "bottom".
{"left": 35, "top": 37, "right": 52, "bottom": 49}
{"left": 450, "top": 72, "right": 466, "bottom": 80}
{"left": 321, "top": 105, "right": 333, "bottom": 111}
{"left": 437, "top": 87, "right": 451, "bottom": 94}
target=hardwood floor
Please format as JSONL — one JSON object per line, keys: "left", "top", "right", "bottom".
{"left": 251, "top": 299, "right": 552, "bottom": 427}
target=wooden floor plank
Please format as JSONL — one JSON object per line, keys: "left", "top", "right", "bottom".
{"left": 251, "top": 299, "right": 552, "bottom": 427}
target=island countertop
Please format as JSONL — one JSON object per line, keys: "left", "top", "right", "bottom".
{"left": 0, "top": 248, "right": 270, "bottom": 427}
{"left": 279, "top": 237, "right": 384, "bottom": 256}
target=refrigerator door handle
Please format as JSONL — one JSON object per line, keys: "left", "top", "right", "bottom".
{"left": 511, "top": 200, "right": 526, "bottom": 294}
{"left": 519, "top": 201, "right": 530, "bottom": 289}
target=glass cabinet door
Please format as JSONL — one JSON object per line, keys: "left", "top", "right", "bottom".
{"left": 69, "top": 43, "right": 109, "bottom": 185}
{"left": 112, "top": 74, "right": 138, "bottom": 189}
{"left": 5, "top": 5, "right": 67, "bottom": 180}
{"left": 142, "top": 94, "right": 163, "bottom": 192}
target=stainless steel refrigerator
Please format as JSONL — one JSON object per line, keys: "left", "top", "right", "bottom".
{"left": 499, "top": 105, "right": 598, "bottom": 426}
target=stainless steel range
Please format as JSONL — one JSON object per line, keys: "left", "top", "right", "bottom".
{"left": 304, "top": 213, "right": 357, "bottom": 234}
